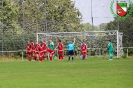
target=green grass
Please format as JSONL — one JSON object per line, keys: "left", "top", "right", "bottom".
{"left": 0, "top": 57, "right": 133, "bottom": 88}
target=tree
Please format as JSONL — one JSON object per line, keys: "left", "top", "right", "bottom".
{"left": 99, "top": 23, "right": 107, "bottom": 30}
{"left": 46, "top": 0, "right": 82, "bottom": 32}
{"left": 0, "top": 0, "right": 23, "bottom": 51}
{"left": 0, "top": 0, "right": 19, "bottom": 22}
{"left": 106, "top": 7, "right": 133, "bottom": 47}
{"left": 0, "top": 0, "right": 83, "bottom": 52}
{"left": 81, "top": 23, "right": 100, "bottom": 31}
{"left": 17, "top": 0, "right": 82, "bottom": 32}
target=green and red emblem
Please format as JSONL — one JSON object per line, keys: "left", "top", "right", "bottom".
{"left": 116, "top": 2, "right": 127, "bottom": 17}
{"left": 110, "top": 0, "right": 133, "bottom": 20}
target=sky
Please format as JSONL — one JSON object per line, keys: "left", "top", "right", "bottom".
{"left": 71, "top": 0, "right": 133, "bottom": 26}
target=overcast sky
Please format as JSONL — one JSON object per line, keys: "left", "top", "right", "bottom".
{"left": 71, "top": 0, "right": 133, "bottom": 26}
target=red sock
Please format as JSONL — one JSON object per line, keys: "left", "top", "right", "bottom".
{"left": 59, "top": 55, "right": 61, "bottom": 60}
{"left": 39, "top": 56, "right": 43, "bottom": 61}
{"left": 60, "top": 55, "right": 62, "bottom": 60}
{"left": 62, "top": 55, "right": 64, "bottom": 60}
{"left": 34, "top": 56, "right": 37, "bottom": 60}
{"left": 42, "top": 56, "right": 44, "bottom": 60}
{"left": 83, "top": 55, "right": 86, "bottom": 60}
{"left": 28, "top": 57, "right": 32, "bottom": 61}
{"left": 50, "top": 54, "right": 53, "bottom": 60}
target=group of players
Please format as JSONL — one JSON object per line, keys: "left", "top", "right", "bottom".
{"left": 26, "top": 38, "right": 88, "bottom": 62}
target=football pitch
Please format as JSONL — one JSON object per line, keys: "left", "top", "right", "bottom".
{"left": 0, "top": 57, "right": 133, "bottom": 88}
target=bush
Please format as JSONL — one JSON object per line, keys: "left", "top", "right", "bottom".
{"left": 123, "top": 48, "right": 133, "bottom": 56}
{"left": 122, "top": 53, "right": 127, "bottom": 58}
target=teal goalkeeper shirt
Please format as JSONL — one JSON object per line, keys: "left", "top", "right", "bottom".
{"left": 68, "top": 42, "right": 75, "bottom": 51}
{"left": 108, "top": 42, "right": 114, "bottom": 51}
{"left": 49, "top": 42, "right": 54, "bottom": 50}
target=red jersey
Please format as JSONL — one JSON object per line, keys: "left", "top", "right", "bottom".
{"left": 41, "top": 42, "right": 47, "bottom": 50}
{"left": 27, "top": 43, "right": 31, "bottom": 52}
{"left": 35, "top": 45, "right": 39, "bottom": 54}
{"left": 37, "top": 44, "right": 43, "bottom": 51}
{"left": 32, "top": 43, "right": 37, "bottom": 54}
{"left": 57, "top": 42, "right": 64, "bottom": 50}
{"left": 81, "top": 43, "right": 87, "bottom": 51}
{"left": 30, "top": 42, "right": 35, "bottom": 49}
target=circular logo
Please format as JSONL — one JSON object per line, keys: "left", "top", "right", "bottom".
{"left": 110, "top": 0, "right": 133, "bottom": 20}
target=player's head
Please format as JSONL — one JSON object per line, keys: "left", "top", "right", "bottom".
{"left": 35, "top": 42, "right": 38, "bottom": 47}
{"left": 30, "top": 40, "right": 33, "bottom": 43}
{"left": 28, "top": 41, "right": 30, "bottom": 43}
{"left": 108, "top": 40, "right": 111, "bottom": 42}
{"left": 41, "top": 40, "right": 45, "bottom": 43}
{"left": 81, "top": 39, "right": 84, "bottom": 43}
{"left": 69, "top": 41, "right": 72, "bottom": 44}
{"left": 27, "top": 42, "right": 30, "bottom": 45}
{"left": 58, "top": 39, "right": 61, "bottom": 42}
{"left": 49, "top": 39, "right": 53, "bottom": 43}
{"left": 35, "top": 42, "right": 38, "bottom": 44}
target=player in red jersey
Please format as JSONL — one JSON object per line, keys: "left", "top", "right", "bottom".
{"left": 26, "top": 41, "right": 32, "bottom": 61}
{"left": 35, "top": 42, "right": 40, "bottom": 60}
{"left": 30, "top": 40, "right": 35, "bottom": 60}
{"left": 40, "top": 40, "right": 48, "bottom": 60}
{"left": 37, "top": 43, "right": 44, "bottom": 62}
{"left": 46, "top": 48, "right": 54, "bottom": 61}
{"left": 81, "top": 40, "right": 88, "bottom": 60}
{"left": 55, "top": 40, "right": 64, "bottom": 60}
{"left": 32, "top": 42, "right": 38, "bottom": 60}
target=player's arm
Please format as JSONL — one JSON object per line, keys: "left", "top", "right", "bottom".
{"left": 45, "top": 43, "right": 48, "bottom": 48}
{"left": 72, "top": 38, "right": 76, "bottom": 46}
{"left": 54, "top": 43, "right": 59, "bottom": 50}
{"left": 73, "top": 38, "right": 76, "bottom": 43}
{"left": 107, "top": 43, "right": 110, "bottom": 50}
{"left": 67, "top": 44, "right": 69, "bottom": 49}
{"left": 86, "top": 44, "right": 88, "bottom": 51}
{"left": 62, "top": 43, "right": 64, "bottom": 51}
{"left": 63, "top": 43, "right": 64, "bottom": 49}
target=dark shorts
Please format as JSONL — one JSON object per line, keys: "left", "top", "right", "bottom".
{"left": 68, "top": 50, "right": 74, "bottom": 55}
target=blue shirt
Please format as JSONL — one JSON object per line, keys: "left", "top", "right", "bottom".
{"left": 68, "top": 42, "right": 75, "bottom": 50}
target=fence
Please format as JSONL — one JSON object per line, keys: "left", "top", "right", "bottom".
{"left": 123, "top": 47, "right": 133, "bottom": 58}
{"left": 0, "top": 0, "right": 133, "bottom": 59}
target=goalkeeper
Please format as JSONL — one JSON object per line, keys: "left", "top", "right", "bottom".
{"left": 107, "top": 40, "right": 114, "bottom": 60}
{"left": 49, "top": 39, "right": 54, "bottom": 50}
{"left": 49, "top": 39, "right": 55, "bottom": 59}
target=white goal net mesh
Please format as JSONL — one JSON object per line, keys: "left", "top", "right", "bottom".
{"left": 37, "top": 30, "right": 123, "bottom": 58}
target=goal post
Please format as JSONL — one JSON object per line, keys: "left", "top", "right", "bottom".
{"left": 37, "top": 30, "right": 123, "bottom": 58}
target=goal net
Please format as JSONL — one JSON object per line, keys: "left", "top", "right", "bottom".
{"left": 37, "top": 30, "right": 123, "bottom": 58}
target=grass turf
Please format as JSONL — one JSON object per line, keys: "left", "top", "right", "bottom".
{"left": 0, "top": 57, "right": 133, "bottom": 88}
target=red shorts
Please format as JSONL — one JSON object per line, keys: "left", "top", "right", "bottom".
{"left": 49, "top": 51, "right": 54, "bottom": 57}
{"left": 43, "top": 49, "right": 47, "bottom": 54}
{"left": 27, "top": 51, "right": 31, "bottom": 54}
{"left": 35, "top": 51, "right": 39, "bottom": 54}
{"left": 50, "top": 52, "right": 54, "bottom": 56}
{"left": 81, "top": 51, "right": 87, "bottom": 56}
{"left": 58, "top": 50, "right": 63, "bottom": 55}
{"left": 39, "top": 51, "right": 43, "bottom": 56}
{"left": 32, "top": 50, "right": 35, "bottom": 54}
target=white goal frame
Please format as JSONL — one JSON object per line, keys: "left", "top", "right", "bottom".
{"left": 37, "top": 30, "right": 123, "bottom": 58}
